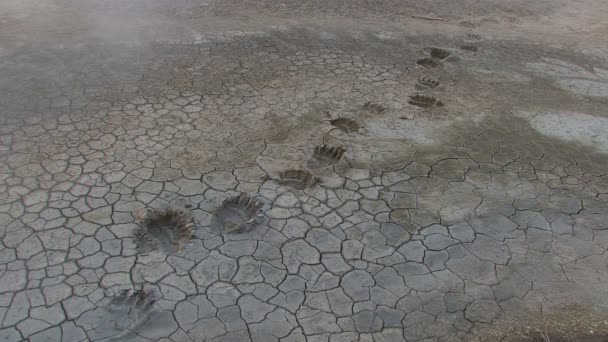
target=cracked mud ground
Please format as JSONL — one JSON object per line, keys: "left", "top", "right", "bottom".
{"left": 1, "top": 0, "right": 608, "bottom": 341}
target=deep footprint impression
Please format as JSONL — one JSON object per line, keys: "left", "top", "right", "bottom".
{"left": 408, "top": 94, "right": 445, "bottom": 108}
{"left": 277, "top": 169, "right": 318, "bottom": 190}
{"left": 135, "top": 206, "right": 194, "bottom": 254}
{"left": 76, "top": 289, "right": 158, "bottom": 341}
{"left": 330, "top": 117, "right": 361, "bottom": 133}
{"left": 313, "top": 145, "right": 347, "bottom": 164}
{"left": 214, "top": 194, "right": 264, "bottom": 233}
{"left": 416, "top": 76, "right": 440, "bottom": 90}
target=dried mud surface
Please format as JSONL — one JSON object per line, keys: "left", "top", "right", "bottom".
{"left": 1, "top": 0, "right": 608, "bottom": 341}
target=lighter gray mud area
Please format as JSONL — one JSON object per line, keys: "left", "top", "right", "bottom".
{"left": 518, "top": 111, "right": 608, "bottom": 154}
{"left": 1, "top": 1, "right": 608, "bottom": 341}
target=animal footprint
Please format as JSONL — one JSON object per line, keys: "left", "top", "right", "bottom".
{"left": 415, "top": 77, "right": 440, "bottom": 90}
{"left": 135, "top": 206, "right": 193, "bottom": 254}
{"left": 430, "top": 48, "right": 451, "bottom": 60}
{"left": 459, "top": 21, "right": 476, "bottom": 28}
{"left": 362, "top": 101, "right": 386, "bottom": 114}
{"left": 460, "top": 45, "right": 478, "bottom": 52}
{"left": 465, "top": 33, "right": 482, "bottom": 41}
{"left": 313, "top": 145, "right": 346, "bottom": 164}
{"left": 408, "top": 94, "right": 444, "bottom": 108}
{"left": 214, "top": 194, "right": 264, "bottom": 233}
{"left": 278, "top": 170, "right": 318, "bottom": 190}
{"left": 330, "top": 118, "right": 361, "bottom": 133}
{"left": 417, "top": 58, "right": 441, "bottom": 69}
{"left": 78, "top": 289, "right": 159, "bottom": 341}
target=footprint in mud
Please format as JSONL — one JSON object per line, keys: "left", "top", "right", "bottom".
{"left": 417, "top": 57, "right": 441, "bottom": 69}
{"left": 313, "top": 145, "right": 346, "bottom": 165}
{"left": 415, "top": 77, "right": 440, "bottom": 90}
{"left": 134, "top": 205, "right": 194, "bottom": 254}
{"left": 77, "top": 289, "right": 159, "bottom": 341}
{"left": 361, "top": 101, "right": 386, "bottom": 114}
{"left": 408, "top": 94, "right": 444, "bottom": 108}
{"left": 465, "top": 33, "right": 482, "bottom": 41}
{"left": 277, "top": 169, "right": 318, "bottom": 190}
{"left": 430, "top": 48, "right": 451, "bottom": 60}
{"left": 330, "top": 118, "right": 362, "bottom": 133}
{"left": 460, "top": 44, "right": 479, "bottom": 52}
{"left": 213, "top": 194, "right": 264, "bottom": 233}
{"left": 459, "top": 21, "right": 477, "bottom": 28}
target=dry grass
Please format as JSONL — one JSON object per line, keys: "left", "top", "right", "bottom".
{"left": 473, "top": 305, "right": 608, "bottom": 342}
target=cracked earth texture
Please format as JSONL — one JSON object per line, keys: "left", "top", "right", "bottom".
{"left": 1, "top": 0, "right": 608, "bottom": 341}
